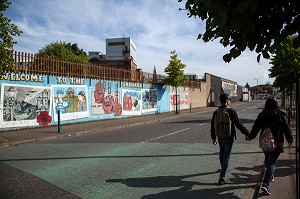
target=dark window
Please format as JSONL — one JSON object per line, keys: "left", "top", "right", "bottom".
{"left": 108, "top": 42, "right": 125, "bottom": 46}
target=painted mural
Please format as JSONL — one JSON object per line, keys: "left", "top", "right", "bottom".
{"left": 122, "top": 89, "right": 142, "bottom": 115}
{"left": 52, "top": 85, "right": 88, "bottom": 121}
{"left": 141, "top": 89, "right": 158, "bottom": 113}
{"left": 222, "top": 81, "right": 237, "bottom": 98}
{"left": 0, "top": 83, "right": 51, "bottom": 128}
{"left": 170, "top": 87, "right": 189, "bottom": 111}
{"left": 91, "top": 81, "right": 122, "bottom": 116}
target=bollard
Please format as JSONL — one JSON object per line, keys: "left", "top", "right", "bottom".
{"left": 190, "top": 103, "right": 192, "bottom": 112}
{"left": 58, "top": 110, "right": 61, "bottom": 133}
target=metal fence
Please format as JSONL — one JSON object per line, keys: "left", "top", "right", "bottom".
{"left": 12, "top": 51, "right": 201, "bottom": 88}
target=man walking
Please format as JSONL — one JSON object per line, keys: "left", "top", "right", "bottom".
{"left": 211, "top": 93, "right": 249, "bottom": 185}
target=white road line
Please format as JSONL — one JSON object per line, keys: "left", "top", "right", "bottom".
{"left": 146, "top": 128, "right": 190, "bottom": 142}
{"left": 199, "top": 122, "right": 209, "bottom": 126}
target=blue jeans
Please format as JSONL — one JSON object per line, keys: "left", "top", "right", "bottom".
{"left": 218, "top": 137, "right": 234, "bottom": 178}
{"left": 263, "top": 150, "right": 281, "bottom": 187}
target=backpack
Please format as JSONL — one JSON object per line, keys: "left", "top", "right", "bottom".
{"left": 214, "top": 107, "right": 232, "bottom": 138}
{"left": 259, "top": 122, "right": 279, "bottom": 152}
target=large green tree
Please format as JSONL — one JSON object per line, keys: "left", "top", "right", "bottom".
{"left": 164, "top": 50, "right": 188, "bottom": 114}
{"left": 0, "top": 0, "right": 22, "bottom": 74}
{"left": 37, "top": 41, "right": 88, "bottom": 63}
{"left": 269, "top": 35, "right": 300, "bottom": 91}
{"left": 179, "top": 0, "right": 300, "bottom": 63}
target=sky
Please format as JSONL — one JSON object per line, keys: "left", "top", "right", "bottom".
{"left": 5, "top": 0, "right": 274, "bottom": 87}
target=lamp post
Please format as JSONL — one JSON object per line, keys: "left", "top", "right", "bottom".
{"left": 254, "top": 78, "right": 258, "bottom": 99}
{"left": 7, "top": 87, "right": 17, "bottom": 121}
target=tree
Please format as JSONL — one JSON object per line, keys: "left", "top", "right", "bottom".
{"left": 245, "top": 83, "right": 250, "bottom": 90}
{"left": 269, "top": 35, "right": 300, "bottom": 92}
{"left": 267, "top": 85, "right": 274, "bottom": 94}
{"left": 152, "top": 65, "right": 157, "bottom": 82}
{"left": 36, "top": 41, "right": 88, "bottom": 63}
{"left": 257, "top": 87, "right": 263, "bottom": 94}
{"left": 0, "top": 0, "right": 22, "bottom": 74}
{"left": 164, "top": 50, "right": 188, "bottom": 114}
{"left": 179, "top": 0, "right": 300, "bottom": 63}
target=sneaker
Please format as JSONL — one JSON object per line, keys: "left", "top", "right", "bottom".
{"left": 218, "top": 178, "right": 229, "bottom": 185}
{"left": 261, "top": 186, "right": 271, "bottom": 195}
{"left": 271, "top": 176, "right": 275, "bottom": 182}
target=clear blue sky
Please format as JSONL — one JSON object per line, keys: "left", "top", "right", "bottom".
{"left": 6, "top": 0, "right": 274, "bottom": 86}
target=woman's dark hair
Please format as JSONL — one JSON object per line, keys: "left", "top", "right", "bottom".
{"left": 264, "top": 97, "right": 278, "bottom": 110}
{"left": 219, "top": 93, "right": 229, "bottom": 104}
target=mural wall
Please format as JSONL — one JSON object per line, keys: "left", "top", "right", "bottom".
{"left": 169, "top": 86, "right": 189, "bottom": 111}
{"left": 52, "top": 85, "right": 88, "bottom": 121}
{"left": 0, "top": 83, "right": 51, "bottom": 128}
{"left": 0, "top": 73, "right": 172, "bottom": 131}
{"left": 222, "top": 81, "right": 238, "bottom": 100}
{"left": 0, "top": 72, "right": 220, "bottom": 131}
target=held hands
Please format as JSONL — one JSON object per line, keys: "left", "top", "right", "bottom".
{"left": 213, "top": 139, "right": 218, "bottom": 145}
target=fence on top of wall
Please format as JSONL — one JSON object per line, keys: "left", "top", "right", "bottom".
{"left": 13, "top": 51, "right": 141, "bottom": 82}
{"left": 12, "top": 51, "right": 202, "bottom": 89}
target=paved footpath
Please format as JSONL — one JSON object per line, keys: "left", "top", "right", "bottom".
{"left": 0, "top": 107, "right": 298, "bottom": 199}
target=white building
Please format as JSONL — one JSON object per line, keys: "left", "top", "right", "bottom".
{"left": 106, "top": 37, "right": 137, "bottom": 64}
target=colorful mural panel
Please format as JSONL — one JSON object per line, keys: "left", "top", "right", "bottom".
{"left": 52, "top": 85, "right": 88, "bottom": 121}
{"left": 222, "top": 81, "right": 237, "bottom": 98}
{"left": 122, "top": 89, "right": 142, "bottom": 115}
{"left": 141, "top": 89, "right": 157, "bottom": 113}
{"left": 169, "top": 87, "right": 189, "bottom": 111}
{"left": 0, "top": 83, "right": 52, "bottom": 128}
{"left": 91, "top": 81, "right": 122, "bottom": 116}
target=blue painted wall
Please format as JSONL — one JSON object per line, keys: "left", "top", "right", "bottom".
{"left": 0, "top": 73, "right": 171, "bottom": 131}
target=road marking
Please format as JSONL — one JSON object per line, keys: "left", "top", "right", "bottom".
{"left": 199, "top": 122, "right": 209, "bottom": 126}
{"left": 146, "top": 128, "right": 190, "bottom": 142}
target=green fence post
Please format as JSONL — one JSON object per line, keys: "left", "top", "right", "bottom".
{"left": 58, "top": 110, "right": 61, "bottom": 133}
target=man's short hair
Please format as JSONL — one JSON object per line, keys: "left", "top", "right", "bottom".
{"left": 219, "top": 93, "right": 229, "bottom": 104}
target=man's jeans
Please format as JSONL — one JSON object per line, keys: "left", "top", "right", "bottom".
{"left": 263, "top": 150, "right": 281, "bottom": 187}
{"left": 218, "top": 136, "right": 234, "bottom": 178}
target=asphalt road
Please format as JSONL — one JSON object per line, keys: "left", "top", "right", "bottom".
{"left": 0, "top": 100, "right": 266, "bottom": 199}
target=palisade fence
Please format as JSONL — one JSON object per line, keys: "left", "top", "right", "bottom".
{"left": 12, "top": 51, "right": 201, "bottom": 88}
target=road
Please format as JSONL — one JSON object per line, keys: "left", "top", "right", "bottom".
{"left": 0, "top": 100, "right": 266, "bottom": 199}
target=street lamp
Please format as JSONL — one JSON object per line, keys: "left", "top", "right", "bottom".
{"left": 254, "top": 78, "right": 259, "bottom": 99}
{"left": 7, "top": 87, "right": 17, "bottom": 121}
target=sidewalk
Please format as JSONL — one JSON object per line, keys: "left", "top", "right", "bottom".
{"left": 0, "top": 107, "right": 297, "bottom": 199}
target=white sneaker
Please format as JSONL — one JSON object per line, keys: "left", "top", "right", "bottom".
{"left": 271, "top": 176, "right": 274, "bottom": 182}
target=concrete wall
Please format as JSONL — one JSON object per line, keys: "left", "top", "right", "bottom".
{"left": 187, "top": 81, "right": 207, "bottom": 108}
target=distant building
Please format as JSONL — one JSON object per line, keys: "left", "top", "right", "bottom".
{"left": 88, "top": 51, "right": 106, "bottom": 60}
{"left": 250, "top": 84, "right": 274, "bottom": 99}
{"left": 89, "top": 37, "right": 139, "bottom": 81}
{"left": 184, "top": 73, "right": 198, "bottom": 80}
{"left": 106, "top": 37, "right": 137, "bottom": 64}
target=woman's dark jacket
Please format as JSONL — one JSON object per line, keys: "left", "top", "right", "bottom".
{"left": 248, "top": 109, "right": 293, "bottom": 152}
{"left": 211, "top": 105, "right": 249, "bottom": 140}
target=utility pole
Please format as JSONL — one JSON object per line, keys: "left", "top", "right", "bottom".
{"left": 254, "top": 78, "right": 258, "bottom": 99}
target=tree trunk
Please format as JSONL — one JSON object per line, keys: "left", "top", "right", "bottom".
{"left": 175, "top": 87, "right": 178, "bottom": 114}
